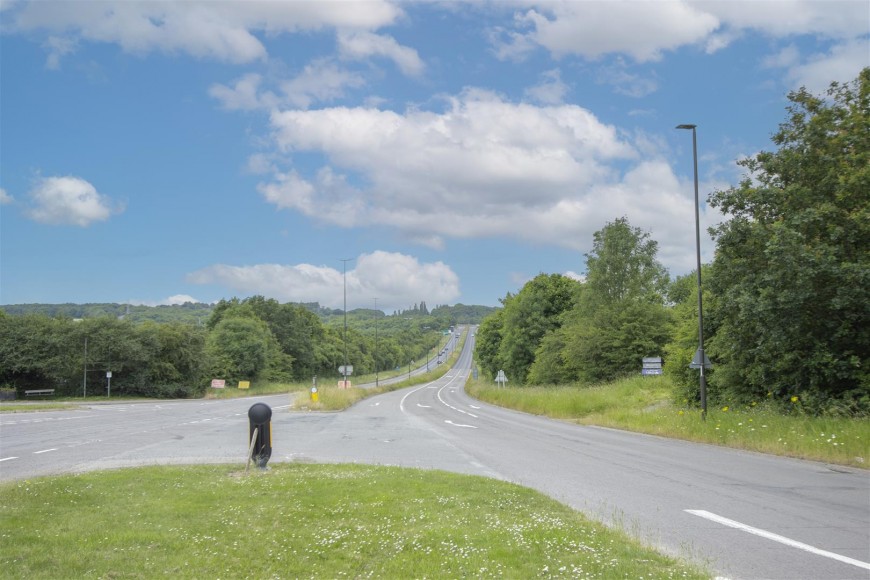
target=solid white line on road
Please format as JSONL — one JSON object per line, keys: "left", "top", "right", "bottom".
{"left": 33, "top": 448, "right": 57, "bottom": 454}
{"left": 0, "top": 457, "right": 18, "bottom": 462}
{"left": 445, "top": 420, "right": 477, "bottom": 429}
{"left": 686, "top": 509, "right": 870, "bottom": 571}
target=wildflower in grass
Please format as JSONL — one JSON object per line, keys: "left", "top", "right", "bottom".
{"left": 791, "top": 396, "right": 799, "bottom": 403}
{"left": 678, "top": 410, "right": 684, "bottom": 416}
{"left": 722, "top": 406, "right": 729, "bottom": 412}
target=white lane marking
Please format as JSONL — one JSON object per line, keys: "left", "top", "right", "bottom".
{"left": 445, "top": 420, "right": 477, "bottom": 429}
{"left": 437, "top": 384, "right": 478, "bottom": 419}
{"left": 0, "top": 457, "right": 18, "bottom": 462}
{"left": 33, "top": 448, "right": 57, "bottom": 454}
{"left": 686, "top": 510, "right": 870, "bottom": 571}
{"left": 469, "top": 405, "right": 481, "bottom": 409}
{"left": 371, "top": 402, "right": 381, "bottom": 407}
{"left": 416, "top": 403, "right": 431, "bottom": 408}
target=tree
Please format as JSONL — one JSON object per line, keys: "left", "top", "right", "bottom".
{"left": 584, "top": 216, "right": 670, "bottom": 306}
{"left": 474, "top": 308, "right": 505, "bottom": 379}
{"left": 707, "top": 68, "right": 870, "bottom": 414}
{"left": 205, "top": 316, "right": 281, "bottom": 383}
{"left": 557, "top": 218, "right": 672, "bottom": 384}
{"left": 497, "top": 274, "right": 581, "bottom": 384}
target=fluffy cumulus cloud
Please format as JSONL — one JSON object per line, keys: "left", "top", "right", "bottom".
{"left": 337, "top": 30, "right": 425, "bottom": 76}
{"left": 186, "top": 251, "right": 460, "bottom": 312}
{"left": 25, "top": 176, "right": 120, "bottom": 226}
{"left": 494, "top": 1, "right": 719, "bottom": 62}
{"left": 6, "top": 0, "right": 403, "bottom": 66}
{"left": 256, "top": 88, "right": 725, "bottom": 272}
{"left": 496, "top": 1, "right": 868, "bottom": 90}
{"left": 0, "top": 187, "right": 13, "bottom": 205}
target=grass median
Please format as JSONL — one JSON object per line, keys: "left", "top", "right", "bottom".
{"left": 0, "top": 464, "right": 708, "bottom": 579}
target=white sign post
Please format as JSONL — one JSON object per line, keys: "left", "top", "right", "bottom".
{"left": 495, "top": 370, "right": 508, "bottom": 389}
{"left": 106, "top": 371, "right": 112, "bottom": 398}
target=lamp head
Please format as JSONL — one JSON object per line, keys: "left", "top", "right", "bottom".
{"left": 676, "top": 124, "right": 696, "bottom": 130}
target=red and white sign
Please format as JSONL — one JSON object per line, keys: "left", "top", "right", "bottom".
{"left": 211, "top": 379, "right": 226, "bottom": 389}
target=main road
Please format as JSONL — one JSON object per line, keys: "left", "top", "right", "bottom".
{"left": 1, "top": 327, "right": 868, "bottom": 580}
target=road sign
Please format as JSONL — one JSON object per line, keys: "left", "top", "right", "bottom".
{"left": 642, "top": 357, "right": 663, "bottom": 375}
{"left": 689, "top": 349, "right": 712, "bottom": 369}
{"left": 338, "top": 365, "right": 353, "bottom": 376}
{"left": 495, "top": 370, "right": 508, "bottom": 388}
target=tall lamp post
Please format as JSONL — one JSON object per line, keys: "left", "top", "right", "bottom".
{"left": 373, "top": 297, "right": 379, "bottom": 388}
{"left": 676, "top": 123, "right": 709, "bottom": 420}
{"left": 341, "top": 258, "right": 352, "bottom": 387}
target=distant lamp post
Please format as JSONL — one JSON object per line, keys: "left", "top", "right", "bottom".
{"left": 373, "top": 298, "right": 379, "bottom": 388}
{"left": 341, "top": 258, "right": 352, "bottom": 387}
{"left": 676, "top": 123, "right": 709, "bottom": 420}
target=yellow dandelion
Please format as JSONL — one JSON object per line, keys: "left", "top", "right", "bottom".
{"left": 722, "top": 406, "right": 729, "bottom": 412}
{"left": 678, "top": 410, "right": 684, "bottom": 416}
{"left": 790, "top": 396, "right": 799, "bottom": 403}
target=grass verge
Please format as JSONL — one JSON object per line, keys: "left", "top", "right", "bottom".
{"left": 0, "top": 464, "right": 708, "bottom": 579}
{"left": 467, "top": 375, "right": 869, "bottom": 468}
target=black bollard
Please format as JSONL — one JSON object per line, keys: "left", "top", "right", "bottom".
{"left": 248, "top": 402, "right": 272, "bottom": 469}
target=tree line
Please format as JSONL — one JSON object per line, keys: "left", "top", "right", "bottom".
{"left": 475, "top": 69, "right": 869, "bottom": 417}
{"left": 0, "top": 298, "right": 494, "bottom": 398}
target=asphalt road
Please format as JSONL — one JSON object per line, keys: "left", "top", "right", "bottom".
{"left": 1, "top": 328, "right": 868, "bottom": 579}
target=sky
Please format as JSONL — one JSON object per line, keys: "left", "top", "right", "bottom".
{"left": 1, "top": 1, "right": 868, "bottom": 313}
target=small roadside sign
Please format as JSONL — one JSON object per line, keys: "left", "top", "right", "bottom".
{"left": 211, "top": 379, "right": 226, "bottom": 388}
{"left": 338, "top": 365, "right": 354, "bottom": 376}
{"left": 642, "top": 357, "right": 663, "bottom": 376}
{"left": 495, "top": 370, "right": 508, "bottom": 388}
{"left": 689, "top": 348, "right": 712, "bottom": 369}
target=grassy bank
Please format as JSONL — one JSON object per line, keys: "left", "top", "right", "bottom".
{"left": 0, "top": 464, "right": 708, "bottom": 579}
{"left": 467, "top": 375, "right": 869, "bottom": 468}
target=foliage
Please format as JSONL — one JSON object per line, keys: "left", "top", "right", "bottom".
{"left": 474, "top": 308, "right": 505, "bottom": 379}
{"left": 664, "top": 267, "right": 716, "bottom": 406}
{"left": 584, "top": 216, "right": 670, "bottom": 307}
{"left": 707, "top": 68, "right": 870, "bottom": 414}
{"left": 497, "top": 274, "right": 581, "bottom": 384}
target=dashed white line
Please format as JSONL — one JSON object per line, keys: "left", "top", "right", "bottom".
{"left": 0, "top": 457, "right": 18, "bottom": 462}
{"left": 33, "top": 448, "right": 57, "bottom": 454}
{"left": 417, "top": 403, "right": 431, "bottom": 408}
{"left": 686, "top": 510, "right": 870, "bottom": 571}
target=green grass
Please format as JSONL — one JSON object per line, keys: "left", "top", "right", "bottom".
{"left": 0, "top": 464, "right": 708, "bottom": 579}
{"left": 0, "top": 402, "right": 81, "bottom": 413}
{"left": 467, "top": 375, "right": 869, "bottom": 468}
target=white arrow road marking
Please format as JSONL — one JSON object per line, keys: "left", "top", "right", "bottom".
{"left": 686, "top": 510, "right": 870, "bottom": 571}
{"left": 445, "top": 420, "right": 477, "bottom": 429}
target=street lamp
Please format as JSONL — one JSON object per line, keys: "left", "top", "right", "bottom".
{"left": 373, "top": 297, "right": 379, "bottom": 388}
{"left": 340, "top": 258, "right": 352, "bottom": 387}
{"left": 676, "top": 123, "right": 709, "bottom": 420}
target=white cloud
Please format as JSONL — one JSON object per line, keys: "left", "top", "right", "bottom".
{"left": 262, "top": 90, "right": 633, "bottom": 242}
{"left": 7, "top": 0, "right": 403, "bottom": 65}
{"left": 186, "top": 251, "right": 460, "bottom": 312}
{"left": 0, "top": 188, "right": 13, "bottom": 205}
{"left": 524, "top": 69, "right": 569, "bottom": 104}
{"left": 25, "top": 176, "right": 120, "bottom": 226}
{"left": 209, "top": 61, "right": 366, "bottom": 111}
{"left": 783, "top": 39, "right": 870, "bottom": 93}
{"left": 127, "top": 294, "right": 203, "bottom": 306}
{"left": 501, "top": 1, "right": 719, "bottom": 62}
{"left": 704, "top": 0, "right": 869, "bottom": 40}
{"left": 256, "top": 89, "right": 726, "bottom": 275}
{"left": 337, "top": 30, "right": 425, "bottom": 76}
{"left": 279, "top": 59, "right": 367, "bottom": 108}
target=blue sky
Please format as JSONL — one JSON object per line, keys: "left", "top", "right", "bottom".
{"left": 2, "top": 1, "right": 868, "bottom": 313}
